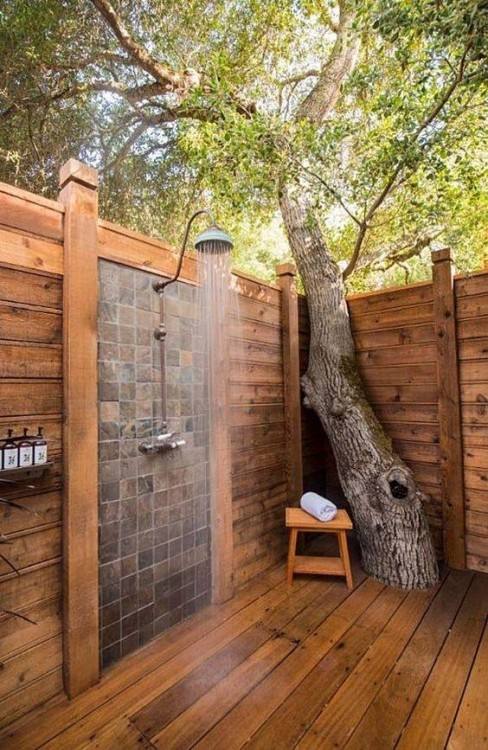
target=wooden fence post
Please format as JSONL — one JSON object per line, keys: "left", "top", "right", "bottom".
{"left": 277, "top": 263, "right": 303, "bottom": 505}
{"left": 59, "top": 159, "right": 100, "bottom": 696}
{"left": 432, "top": 248, "right": 465, "bottom": 569}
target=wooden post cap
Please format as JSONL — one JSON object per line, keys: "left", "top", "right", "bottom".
{"left": 59, "top": 159, "right": 98, "bottom": 190}
{"left": 276, "top": 262, "right": 297, "bottom": 277}
{"left": 431, "top": 247, "right": 452, "bottom": 264}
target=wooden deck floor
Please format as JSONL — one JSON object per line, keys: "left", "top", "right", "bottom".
{"left": 1, "top": 555, "right": 487, "bottom": 750}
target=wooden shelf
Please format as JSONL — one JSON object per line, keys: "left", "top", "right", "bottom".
{"left": 293, "top": 555, "right": 346, "bottom": 577}
{"left": 0, "top": 462, "right": 53, "bottom": 485}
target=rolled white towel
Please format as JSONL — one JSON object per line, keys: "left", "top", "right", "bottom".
{"left": 300, "top": 492, "right": 337, "bottom": 522}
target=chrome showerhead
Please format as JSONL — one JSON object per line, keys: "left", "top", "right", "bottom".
{"left": 194, "top": 224, "right": 233, "bottom": 255}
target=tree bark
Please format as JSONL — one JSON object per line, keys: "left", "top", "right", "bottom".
{"left": 279, "top": 186, "right": 438, "bottom": 589}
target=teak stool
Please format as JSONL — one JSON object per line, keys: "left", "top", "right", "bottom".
{"left": 286, "top": 507, "right": 354, "bottom": 589}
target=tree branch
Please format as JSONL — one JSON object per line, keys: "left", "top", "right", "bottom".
{"left": 297, "top": 2, "right": 359, "bottom": 124}
{"left": 89, "top": 0, "right": 201, "bottom": 94}
{"left": 342, "top": 41, "right": 474, "bottom": 279}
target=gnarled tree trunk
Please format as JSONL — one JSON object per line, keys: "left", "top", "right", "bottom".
{"left": 280, "top": 187, "right": 438, "bottom": 589}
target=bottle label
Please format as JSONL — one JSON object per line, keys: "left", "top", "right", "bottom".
{"left": 4, "top": 448, "right": 19, "bottom": 469}
{"left": 19, "top": 445, "right": 33, "bottom": 466}
{"left": 34, "top": 445, "right": 47, "bottom": 465}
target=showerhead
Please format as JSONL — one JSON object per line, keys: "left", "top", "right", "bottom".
{"left": 194, "top": 224, "right": 233, "bottom": 255}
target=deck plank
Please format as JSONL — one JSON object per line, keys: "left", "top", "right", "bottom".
{"left": 396, "top": 573, "right": 488, "bottom": 750}
{"left": 244, "top": 588, "right": 410, "bottom": 750}
{"left": 296, "top": 570, "right": 470, "bottom": 750}
{"left": 447, "top": 614, "right": 488, "bottom": 749}
{"left": 131, "top": 578, "right": 330, "bottom": 738}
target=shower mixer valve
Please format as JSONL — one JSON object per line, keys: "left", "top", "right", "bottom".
{"left": 138, "top": 431, "right": 186, "bottom": 454}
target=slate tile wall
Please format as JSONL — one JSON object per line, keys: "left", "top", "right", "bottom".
{"left": 98, "top": 260, "right": 211, "bottom": 669}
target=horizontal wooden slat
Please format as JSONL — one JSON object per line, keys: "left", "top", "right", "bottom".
{"left": 350, "top": 302, "right": 433, "bottom": 332}
{"left": 232, "top": 464, "right": 287, "bottom": 500}
{"left": 229, "top": 319, "right": 281, "bottom": 346}
{"left": 237, "top": 297, "right": 281, "bottom": 327}
{"left": 232, "top": 444, "right": 287, "bottom": 477}
{"left": 0, "top": 186, "right": 63, "bottom": 243}
{"left": 382, "top": 422, "right": 439, "bottom": 444}
{"left": 0, "top": 490, "right": 61, "bottom": 535}
{"left": 356, "top": 343, "right": 436, "bottom": 367}
{"left": 230, "top": 404, "right": 284, "bottom": 427}
{"left": 230, "top": 339, "right": 282, "bottom": 365}
{"left": 465, "top": 533, "right": 488, "bottom": 557}
{"left": 466, "top": 510, "right": 488, "bottom": 537}
{"left": 0, "top": 229, "right": 62, "bottom": 278}
{"left": 359, "top": 363, "right": 437, "bottom": 386}
{"left": 466, "top": 553, "right": 487, "bottom": 572}
{"left": 373, "top": 405, "right": 438, "bottom": 425}
{"left": 464, "top": 468, "right": 488, "bottom": 491}
{"left": 459, "top": 361, "right": 488, "bottom": 383}
{"left": 229, "top": 383, "right": 284, "bottom": 405}
{"left": 234, "top": 275, "right": 280, "bottom": 306}
{"left": 464, "top": 446, "right": 488, "bottom": 469}
{"left": 465, "top": 489, "right": 488, "bottom": 513}
{"left": 0, "top": 596, "right": 61, "bottom": 661}
{"left": 456, "top": 293, "right": 488, "bottom": 320}
{"left": 393, "top": 440, "right": 440, "bottom": 465}
{"left": 458, "top": 338, "right": 488, "bottom": 361}
{"left": 461, "top": 405, "right": 488, "bottom": 426}
{"left": 457, "top": 317, "right": 488, "bottom": 340}
{"left": 0, "top": 525, "right": 62, "bottom": 576}
{"left": 454, "top": 272, "right": 488, "bottom": 298}
{"left": 0, "top": 667, "right": 63, "bottom": 730}
{"left": 404, "top": 461, "right": 441, "bottom": 486}
{"left": 352, "top": 324, "right": 435, "bottom": 351}
{"left": 0, "top": 342, "right": 61, "bottom": 378}
{"left": 0, "top": 634, "right": 62, "bottom": 699}
{"left": 365, "top": 384, "right": 439, "bottom": 405}
{"left": 0, "top": 264, "right": 62, "bottom": 308}
{"left": 231, "top": 422, "right": 285, "bottom": 450}
{"left": 0, "top": 380, "right": 62, "bottom": 416}
{"left": 0, "top": 303, "right": 62, "bottom": 344}
{"left": 0, "top": 560, "right": 61, "bottom": 611}
{"left": 230, "top": 361, "right": 283, "bottom": 384}
{"left": 348, "top": 283, "right": 433, "bottom": 314}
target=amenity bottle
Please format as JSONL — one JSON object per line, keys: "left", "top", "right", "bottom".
{"left": 33, "top": 427, "right": 48, "bottom": 465}
{"left": 2, "top": 429, "right": 19, "bottom": 470}
{"left": 18, "top": 428, "right": 34, "bottom": 467}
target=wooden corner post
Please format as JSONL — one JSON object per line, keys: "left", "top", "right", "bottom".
{"left": 432, "top": 248, "right": 465, "bottom": 569}
{"left": 59, "top": 159, "right": 100, "bottom": 696}
{"left": 277, "top": 263, "right": 303, "bottom": 505}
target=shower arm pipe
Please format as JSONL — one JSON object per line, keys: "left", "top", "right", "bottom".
{"left": 154, "top": 208, "right": 214, "bottom": 432}
{"left": 153, "top": 209, "right": 215, "bottom": 295}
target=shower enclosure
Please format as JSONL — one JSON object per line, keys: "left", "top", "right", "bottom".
{"left": 98, "top": 212, "right": 236, "bottom": 667}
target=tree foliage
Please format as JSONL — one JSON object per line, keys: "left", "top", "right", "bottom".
{"left": 0, "top": 0, "right": 487, "bottom": 286}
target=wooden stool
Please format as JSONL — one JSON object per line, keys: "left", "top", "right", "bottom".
{"left": 286, "top": 507, "right": 354, "bottom": 589}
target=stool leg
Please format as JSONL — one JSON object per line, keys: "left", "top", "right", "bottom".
{"left": 287, "top": 528, "right": 298, "bottom": 587}
{"left": 338, "top": 530, "right": 353, "bottom": 589}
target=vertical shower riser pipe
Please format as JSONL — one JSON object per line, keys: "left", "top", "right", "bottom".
{"left": 154, "top": 291, "right": 168, "bottom": 432}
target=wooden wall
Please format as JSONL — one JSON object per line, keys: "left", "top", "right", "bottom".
{"left": 349, "top": 282, "right": 443, "bottom": 554}
{"left": 456, "top": 272, "right": 488, "bottom": 573}
{"left": 0, "top": 185, "right": 64, "bottom": 727}
{"left": 230, "top": 276, "right": 288, "bottom": 587}
{"left": 299, "top": 273, "right": 488, "bottom": 571}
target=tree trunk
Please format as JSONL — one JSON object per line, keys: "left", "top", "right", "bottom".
{"left": 279, "top": 186, "right": 438, "bottom": 589}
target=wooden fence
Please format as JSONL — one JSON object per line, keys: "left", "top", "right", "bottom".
{"left": 0, "top": 159, "right": 487, "bottom": 726}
